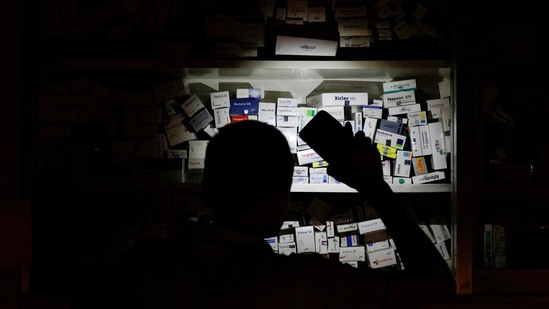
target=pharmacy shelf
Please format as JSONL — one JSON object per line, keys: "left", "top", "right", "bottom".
{"left": 291, "top": 183, "right": 452, "bottom": 193}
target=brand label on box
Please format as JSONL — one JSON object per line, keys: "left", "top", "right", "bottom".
{"left": 307, "top": 92, "right": 368, "bottom": 107}
{"left": 258, "top": 102, "right": 276, "bottom": 126}
{"left": 188, "top": 140, "right": 209, "bottom": 169}
{"left": 230, "top": 98, "right": 260, "bottom": 115}
{"left": 295, "top": 226, "right": 315, "bottom": 253}
{"left": 393, "top": 177, "right": 412, "bottom": 185}
{"left": 315, "top": 232, "right": 328, "bottom": 254}
{"left": 363, "top": 99, "right": 383, "bottom": 119}
{"left": 339, "top": 246, "right": 366, "bottom": 262}
{"left": 293, "top": 166, "right": 308, "bottom": 177}
{"left": 181, "top": 94, "right": 205, "bottom": 117}
{"left": 310, "top": 173, "right": 329, "bottom": 184}
{"left": 338, "top": 18, "right": 372, "bottom": 36}
{"left": 429, "top": 122, "right": 448, "bottom": 170}
{"left": 380, "top": 119, "right": 404, "bottom": 134}
{"left": 189, "top": 108, "right": 213, "bottom": 132}
{"left": 419, "top": 125, "right": 432, "bottom": 156}
{"left": 388, "top": 103, "right": 421, "bottom": 116}
{"left": 292, "top": 176, "right": 308, "bottom": 184}
{"left": 297, "top": 148, "right": 323, "bottom": 165}
{"left": 236, "top": 88, "right": 262, "bottom": 99}
{"left": 327, "top": 237, "right": 339, "bottom": 253}
{"left": 213, "top": 107, "right": 231, "bottom": 128}
{"left": 383, "top": 90, "right": 416, "bottom": 108}
{"left": 412, "top": 156, "right": 428, "bottom": 175}
{"left": 393, "top": 150, "right": 412, "bottom": 177}
{"left": 309, "top": 167, "right": 327, "bottom": 174}
{"left": 383, "top": 79, "right": 417, "bottom": 94}
{"left": 278, "top": 98, "right": 299, "bottom": 107}
{"left": 358, "top": 219, "right": 386, "bottom": 234}
{"left": 374, "top": 129, "right": 406, "bottom": 150}
{"left": 210, "top": 91, "right": 230, "bottom": 109}
{"left": 367, "top": 248, "right": 397, "bottom": 268}
{"left": 427, "top": 97, "right": 451, "bottom": 119}
{"left": 365, "top": 239, "right": 391, "bottom": 253}
{"left": 276, "top": 115, "right": 300, "bottom": 127}
{"left": 363, "top": 117, "right": 378, "bottom": 140}
{"left": 278, "top": 242, "right": 297, "bottom": 256}
{"left": 340, "top": 36, "right": 371, "bottom": 48}
{"left": 412, "top": 171, "right": 445, "bottom": 184}
{"left": 340, "top": 234, "right": 359, "bottom": 247}
{"left": 408, "top": 111, "right": 428, "bottom": 126}
{"left": 337, "top": 223, "right": 358, "bottom": 233}
{"left": 377, "top": 144, "right": 398, "bottom": 159}
{"left": 279, "top": 232, "right": 296, "bottom": 244}
{"left": 275, "top": 35, "right": 338, "bottom": 57}
{"left": 409, "top": 126, "right": 423, "bottom": 156}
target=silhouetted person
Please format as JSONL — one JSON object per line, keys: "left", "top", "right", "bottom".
{"left": 71, "top": 119, "right": 455, "bottom": 308}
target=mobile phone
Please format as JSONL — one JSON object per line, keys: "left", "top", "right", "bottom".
{"left": 298, "top": 110, "right": 353, "bottom": 164}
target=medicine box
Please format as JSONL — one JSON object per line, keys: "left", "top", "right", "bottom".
{"left": 339, "top": 246, "right": 366, "bottom": 262}
{"left": 306, "top": 92, "right": 368, "bottom": 107}
{"left": 363, "top": 117, "right": 378, "bottom": 140}
{"left": 358, "top": 219, "right": 386, "bottom": 234}
{"left": 310, "top": 173, "right": 329, "bottom": 184}
{"left": 236, "top": 88, "right": 262, "bottom": 99}
{"left": 393, "top": 150, "right": 412, "bottom": 177}
{"left": 278, "top": 242, "right": 297, "bottom": 256}
{"left": 293, "top": 166, "right": 308, "bottom": 177}
{"left": 383, "top": 79, "right": 417, "bottom": 94}
{"left": 363, "top": 99, "right": 383, "bottom": 118}
{"left": 429, "top": 122, "right": 448, "bottom": 170}
{"left": 367, "top": 247, "right": 397, "bottom": 268}
{"left": 383, "top": 90, "right": 416, "bottom": 108}
{"left": 337, "top": 222, "right": 358, "bottom": 233}
{"left": 393, "top": 177, "right": 412, "bottom": 185}
{"left": 338, "top": 18, "right": 372, "bottom": 36}
{"left": 388, "top": 103, "right": 421, "bottom": 116}
{"left": 230, "top": 98, "right": 260, "bottom": 115}
{"left": 213, "top": 107, "right": 231, "bottom": 128}
{"left": 426, "top": 97, "right": 450, "bottom": 119}
{"left": 277, "top": 98, "right": 299, "bottom": 107}
{"left": 188, "top": 140, "right": 209, "bottom": 169}
{"left": 181, "top": 94, "right": 205, "bottom": 117}
{"left": 188, "top": 108, "right": 213, "bottom": 132}
{"left": 295, "top": 226, "right": 315, "bottom": 253}
{"left": 292, "top": 176, "right": 308, "bottom": 184}
{"left": 339, "top": 36, "right": 371, "bottom": 48}
{"left": 258, "top": 102, "right": 276, "bottom": 126}
{"left": 407, "top": 111, "right": 427, "bottom": 127}
{"left": 210, "top": 91, "right": 230, "bottom": 109}
{"left": 412, "top": 171, "right": 445, "bottom": 184}
{"left": 297, "top": 148, "right": 323, "bottom": 165}
{"left": 327, "top": 237, "right": 340, "bottom": 253}
{"left": 374, "top": 129, "right": 406, "bottom": 150}
{"left": 409, "top": 126, "right": 423, "bottom": 157}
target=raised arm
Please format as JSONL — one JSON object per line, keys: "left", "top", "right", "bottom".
{"left": 326, "top": 125, "right": 456, "bottom": 309}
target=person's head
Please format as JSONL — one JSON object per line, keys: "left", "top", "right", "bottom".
{"left": 201, "top": 120, "right": 294, "bottom": 235}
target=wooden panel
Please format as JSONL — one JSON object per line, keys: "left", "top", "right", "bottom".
{"left": 0, "top": 0, "right": 21, "bottom": 200}
{"left": 0, "top": 200, "right": 32, "bottom": 294}
{"left": 474, "top": 269, "right": 549, "bottom": 295}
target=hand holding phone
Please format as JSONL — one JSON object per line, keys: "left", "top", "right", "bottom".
{"left": 298, "top": 110, "right": 353, "bottom": 165}
{"left": 299, "top": 110, "right": 385, "bottom": 191}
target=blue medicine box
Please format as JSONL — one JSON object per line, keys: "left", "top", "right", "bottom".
{"left": 230, "top": 98, "right": 260, "bottom": 115}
